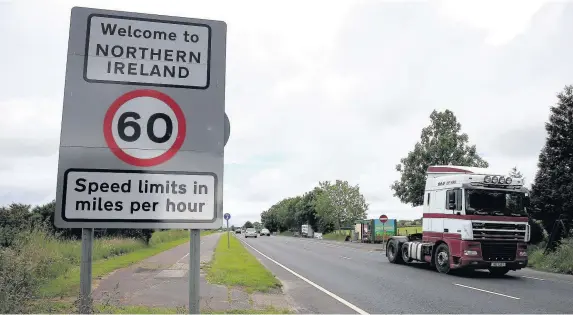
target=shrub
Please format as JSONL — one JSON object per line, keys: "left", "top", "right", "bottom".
{"left": 529, "top": 238, "right": 573, "bottom": 274}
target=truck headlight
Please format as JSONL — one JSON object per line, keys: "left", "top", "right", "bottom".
{"left": 518, "top": 251, "right": 528, "bottom": 257}
{"left": 464, "top": 250, "right": 478, "bottom": 256}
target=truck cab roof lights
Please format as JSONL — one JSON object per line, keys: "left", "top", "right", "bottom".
{"left": 492, "top": 176, "right": 499, "bottom": 184}
{"left": 484, "top": 175, "right": 492, "bottom": 183}
{"left": 506, "top": 177, "right": 512, "bottom": 184}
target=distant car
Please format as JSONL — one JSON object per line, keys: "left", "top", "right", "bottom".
{"left": 244, "top": 228, "right": 257, "bottom": 238}
{"left": 235, "top": 229, "right": 241, "bottom": 234}
{"left": 260, "top": 228, "right": 271, "bottom": 236}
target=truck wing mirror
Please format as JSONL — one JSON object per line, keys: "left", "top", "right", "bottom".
{"left": 524, "top": 197, "right": 531, "bottom": 207}
{"left": 448, "top": 203, "right": 456, "bottom": 210}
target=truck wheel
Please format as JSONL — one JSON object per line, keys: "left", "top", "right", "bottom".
{"left": 488, "top": 268, "right": 510, "bottom": 277}
{"left": 401, "top": 244, "right": 413, "bottom": 263}
{"left": 387, "top": 240, "right": 404, "bottom": 264}
{"left": 434, "top": 243, "right": 451, "bottom": 274}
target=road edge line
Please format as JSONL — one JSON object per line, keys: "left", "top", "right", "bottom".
{"left": 238, "top": 237, "right": 370, "bottom": 315}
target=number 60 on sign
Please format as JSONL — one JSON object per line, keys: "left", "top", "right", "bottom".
{"left": 103, "top": 89, "right": 187, "bottom": 167}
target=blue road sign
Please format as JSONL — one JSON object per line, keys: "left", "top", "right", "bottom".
{"left": 224, "top": 213, "right": 231, "bottom": 220}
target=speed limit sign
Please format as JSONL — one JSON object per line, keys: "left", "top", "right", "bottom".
{"left": 103, "top": 89, "right": 186, "bottom": 167}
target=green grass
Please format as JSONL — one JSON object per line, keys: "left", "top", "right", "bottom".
{"left": 398, "top": 226, "right": 423, "bottom": 236}
{"left": 32, "top": 301, "right": 291, "bottom": 314}
{"left": 323, "top": 230, "right": 351, "bottom": 241}
{"left": 528, "top": 238, "right": 573, "bottom": 274}
{"left": 206, "top": 235, "right": 281, "bottom": 293}
{"left": 279, "top": 231, "right": 293, "bottom": 236}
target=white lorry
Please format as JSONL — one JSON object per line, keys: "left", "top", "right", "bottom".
{"left": 301, "top": 224, "right": 314, "bottom": 238}
{"left": 386, "top": 165, "right": 530, "bottom": 276}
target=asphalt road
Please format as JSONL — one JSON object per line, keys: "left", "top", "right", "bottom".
{"left": 239, "top": 235, "right": 573, "bottom": 314}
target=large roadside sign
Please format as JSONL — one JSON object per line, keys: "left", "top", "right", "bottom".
{"left": 55, "top": 7, "right": 227, "bottom": 229}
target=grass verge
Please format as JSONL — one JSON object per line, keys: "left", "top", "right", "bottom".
{"left": 397, "top": 226, "right": 423, "bottom": 236}
{"left": 40, "top": 230, "right": 215, "bottom": 298}
{"left": 323, "top": 230, "right": 351, "bottom": 241}
{"left": 0, "top": 229, "right": 216, "bottom": 313}
{"left": 528, "top": 238, "right": 573, "bottom": 274}
{"left": 32, "top": 301, "right": 291, "bottom": 314}
{"left": 205, "top": 235, "right": 281, "bottom": 293}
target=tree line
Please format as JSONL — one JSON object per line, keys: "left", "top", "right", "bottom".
{"left": 260, "top": 180, "right": 369, "bottom": 234}
{"left": 0, "top": 201, "right": 155, "bottom": 248}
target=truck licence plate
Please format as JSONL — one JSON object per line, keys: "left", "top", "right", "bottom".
{"left": 491, "top": 262, "right": 506, "bottom": 267}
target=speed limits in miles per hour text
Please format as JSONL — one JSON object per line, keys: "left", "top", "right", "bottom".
{"left": 62, "top": 169, "right": 217, "bottom": 223}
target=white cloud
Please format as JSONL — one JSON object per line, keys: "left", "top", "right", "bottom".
{"left": 1, "top": 0, "right": 572, "bottom": 226}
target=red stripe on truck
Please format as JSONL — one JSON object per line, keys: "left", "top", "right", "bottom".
{"left": 423, "top": 213, "right": 528, "bottom": 222}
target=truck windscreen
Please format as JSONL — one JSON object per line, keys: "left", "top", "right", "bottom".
{"left": 465, "top": 189, "right": 527, "bottom": 217}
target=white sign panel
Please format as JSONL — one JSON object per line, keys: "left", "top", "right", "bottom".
{"left": 63, "top": 169, "right": 216, "bottom": 222}
{"left": 85, "top": 14, "right": 211, "bottom": 89}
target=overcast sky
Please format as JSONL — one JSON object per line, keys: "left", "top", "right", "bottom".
{"left": 1, "top": 0, "right": 571, "bottom": 227}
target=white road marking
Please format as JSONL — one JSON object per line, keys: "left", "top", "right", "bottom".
{"left": 521, "top": 275, "right": 545, "bottom": 281}
{"left": 239, "top": 238, "right": 369, "bottom": 315}
{"left": 342, "top": 256, "right": 351, "bottom": 260}
{"left": 453, "top": 283, "right": 520, "bottom": 300}
{"left": 176, "top": 253, "right": 190, "bottom": 263}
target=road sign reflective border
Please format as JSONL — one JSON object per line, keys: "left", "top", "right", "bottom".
{"left": 103, "top": 89, "right": 186, "bottom": 167}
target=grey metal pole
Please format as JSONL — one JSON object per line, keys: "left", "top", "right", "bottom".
{"left": 189, "top": 229, "right": 201, "bottom": 314}
{"left": 80, "top": 228, "right": 94, "bottom": 313}
{"left": 227, "top": 220, "right": 230, "bottom": 249}
{"left": 382, "top": 222, "right": 385, "bottom": 250}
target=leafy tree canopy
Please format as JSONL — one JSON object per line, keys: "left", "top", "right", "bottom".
{"left": 391, "top": 109, "right": 488, "bottom": 207}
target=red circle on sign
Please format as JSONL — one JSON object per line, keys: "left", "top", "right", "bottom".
{"left": 379, "top": 215, "right": 388, "bottom": 223}
{"left": 103, "top": 89, "right": 186, "bottom": 167}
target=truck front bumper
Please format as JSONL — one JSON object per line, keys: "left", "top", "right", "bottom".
{"left": 455, "top": 258, "right": 528, "bottom": 270}
{"left": 452, "top": 240, "right": 528, "bottom": 270}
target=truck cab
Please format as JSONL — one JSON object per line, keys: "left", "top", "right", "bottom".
{"left": 386, "top": 165, "right": 530, "bottom": 276}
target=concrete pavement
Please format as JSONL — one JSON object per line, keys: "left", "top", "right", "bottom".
{"left": 240, "top": 235, "right": 573, "bottom": 314}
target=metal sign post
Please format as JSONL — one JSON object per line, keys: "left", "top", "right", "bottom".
{"left": 224, "top": 213, "right": 231, "bottom": 248}
{"left": 379, "top": 214, "right": 389, "bottom": 250}
{"left": 79, "top": 228, "right": 94, "bottom": 313}
{"left": 189, "top": 229, "right": 201, "bottom": 314}
{"left": 55, "top": 7, "right": 227, "bottom": 314}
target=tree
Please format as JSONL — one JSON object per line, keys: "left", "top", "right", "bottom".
{"left": 231, "top": 225, "right": 235, "bottom": 231}
{"left": 530, "top": 85, "right": 573, "bottom": 240}
{"left": 253, "top": 222, "right": 262, "bottom": 230}
{"left": 243, "top": 221, "right": 254, "bottom": 229}
{"left": 509, "top": 166, "right": 523, "bottom": 178}
{"left": 509, "top": 166, "right": 526, "bottom": 184}
{"left": 315, "top": 180, "right": 368, "bottom": 231}
{"left": 261, "top": 209, "right": 280, "bottom": 232}
{"left": 391, "top": 109, "right": 489, "bottom": 206}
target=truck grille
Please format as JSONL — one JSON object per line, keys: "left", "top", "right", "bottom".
{"left": 480, "top": 242, "right": 517, "bottom": 261}
{"left": 472, "top": 222, "right": 527, "bottom": 241}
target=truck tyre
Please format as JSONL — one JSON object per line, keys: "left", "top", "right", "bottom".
{"left": 434, "top": 243, "right": 451, "bottom": 274}
{"left": 387, "top": 239, "right": 404, "bottom": 264}
{"left": 488, "top": 268, "right": 510, "bottom": 277}
{"left": 401, "top": 244, "right": 413, "bottom": 263}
